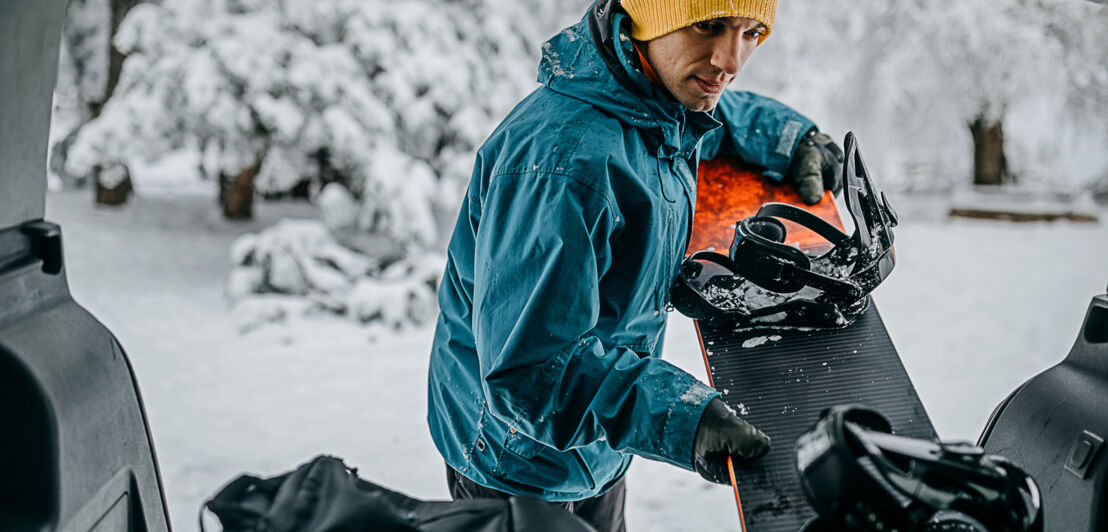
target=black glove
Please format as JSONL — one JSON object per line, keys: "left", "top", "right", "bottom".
{"left": 788, "top": 130, "right": 844, "bottom": 205}
{"left": 693, "top": 397, "right": 771, "bottom": 485}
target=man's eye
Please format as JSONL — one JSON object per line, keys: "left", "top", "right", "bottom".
{"left": 693, "top": 21, "right": 723, "bottom": 34}
{"left": 745, "top": 28, "right": 766, "bottom": 40}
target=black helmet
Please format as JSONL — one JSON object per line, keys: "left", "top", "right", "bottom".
{"left": 671, "top": 132, "right": 898, "bottom": 329}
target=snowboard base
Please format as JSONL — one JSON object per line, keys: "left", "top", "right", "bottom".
{"left": 698, "top": 303, "right": 935, "bottom": 531}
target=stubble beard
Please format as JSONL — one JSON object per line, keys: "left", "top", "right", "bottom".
{"left": 686, "top": 93, "right": 720, "bottom": 112}
{"left": 680, "top": 80, "right": 724, "bottom": 112}
{"left": 677, "top": 70, "right": 730, "bottom": 112}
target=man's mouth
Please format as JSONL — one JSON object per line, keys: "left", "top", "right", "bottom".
{"left": 693, "top": 76, "right": 726, "bottom": 95}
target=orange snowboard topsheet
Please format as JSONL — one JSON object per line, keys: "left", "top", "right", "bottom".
{"left": 687, "top": 157, "right": 844, "bottom": 256}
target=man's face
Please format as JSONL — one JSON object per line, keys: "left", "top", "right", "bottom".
{"left": 641, "top": 17, "right": 766, "bottom": 112}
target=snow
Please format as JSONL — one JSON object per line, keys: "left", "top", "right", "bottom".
{"left": 741, "top": 335, "right": 782, "bottom": 349}
{"left": 97, "top": 162, "right": 129, "bottom": 188}
{"left": 316, "top": 182, "right": 361, "bottom": 233}
{"left": 949, "top": 186, "right": 1100, "bottom": 220}
{"left": 679, "top": 383, "right": 716, "bottom": 406}
{"left": 224, "top": 216, "right": 441, "bottom": 329}
{"left": 44, "top": 188, "right": 1108, "bottom": 531}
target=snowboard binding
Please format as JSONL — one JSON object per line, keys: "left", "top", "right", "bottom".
{"left": 671, "top": 132, "right": 898, "bottom": 329}
{"left": 796, "top": 406, "right": 1043, "bottom": 532}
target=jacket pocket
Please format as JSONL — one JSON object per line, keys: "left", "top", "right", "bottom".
{"left": 494, "top": 428, "right": 596, "bottom": 493}
{"left": 503, "top": 427, "right": 544, "bottom": 459}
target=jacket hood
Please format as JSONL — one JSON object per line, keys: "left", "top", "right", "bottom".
{"left": 537, "top": 3, "right": 720, "bottom": 153}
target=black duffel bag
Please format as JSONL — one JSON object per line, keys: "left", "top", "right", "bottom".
{"left": 200, "top": 455, "right": 595, "bottom": 532}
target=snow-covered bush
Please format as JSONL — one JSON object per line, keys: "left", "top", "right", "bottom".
{"left": 64, "top": 0, "right": 551, "bottom": 248}
{"left": 227, "top": 218, "right": 445, "bottom": 330}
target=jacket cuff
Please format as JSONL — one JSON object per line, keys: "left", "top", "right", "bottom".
{"left": 658, "top": 379, "right": 721, "bottom": 471}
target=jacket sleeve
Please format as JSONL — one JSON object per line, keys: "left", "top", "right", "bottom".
{"left": 472, "top": 171, "right": 718, "bottom": 471}
{"left": 699, "top": 90, "right": 817, "bottom": 182}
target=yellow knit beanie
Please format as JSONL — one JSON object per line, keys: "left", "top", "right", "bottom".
{"left": 621, "top": 0, "right": 777, "bottom": 42}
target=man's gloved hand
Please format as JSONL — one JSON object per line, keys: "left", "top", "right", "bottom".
{"left": 787, "top": 130, "right": 845, "bottom": 205}
{"left": 693, "top": 397, "right": 771, "bottom": 485}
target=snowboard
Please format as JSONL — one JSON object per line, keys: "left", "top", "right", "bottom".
{"left": 688, "top": 157, "right": 937, "bottom": 532}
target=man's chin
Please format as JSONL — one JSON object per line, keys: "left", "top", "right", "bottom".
{"left": 684, "top": 95, "right": 721, "bottom": 112}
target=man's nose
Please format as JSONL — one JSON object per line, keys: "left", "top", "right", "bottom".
{"left": 710, "top": 34, "right": 746, "bottom": 76}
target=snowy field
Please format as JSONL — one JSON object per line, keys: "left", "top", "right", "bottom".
{"left": 45, "top": 188, "right": 1108, "bottom": 531}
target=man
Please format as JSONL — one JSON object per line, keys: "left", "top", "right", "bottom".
{"left": 427, "top": 0, "right": 840, "bottom": 530}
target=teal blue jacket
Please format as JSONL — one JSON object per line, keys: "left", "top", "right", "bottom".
{"left": 427, "top": 6, "right": 816, "bottom": 501}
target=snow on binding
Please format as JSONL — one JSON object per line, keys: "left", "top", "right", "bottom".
{"left": 678, "top": 133, "right": 936, "bottom": 532}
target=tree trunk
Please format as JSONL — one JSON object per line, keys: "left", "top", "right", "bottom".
{"left": 220, "top": 160, "right": 260, "bottom": 220}
{"left": 88, "top": 0, "right": 141, "bottom": 120}
{"left": 969, "top": 115, "right": 1010, "bottom": 186}
{"left": 94, "top": 163, "right": 133, "bottom": 206}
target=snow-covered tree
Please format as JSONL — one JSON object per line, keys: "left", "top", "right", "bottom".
{"left": 57, "top": 0, "right": 588, "bottom": 328}
{"left": 56, "top": 0, "right": 111, "bottom": 122}
{"left": 62, "top": 0, "right": 553, "bottom": 229}
{"left": 51, "top": 0, "right": 143, "bottom": 200}
{"left": 741, "top": 0, "right": 1108, "bottom": 190}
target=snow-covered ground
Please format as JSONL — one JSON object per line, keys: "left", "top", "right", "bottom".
{"left": 45, "top": 188, "right": 1108, "bottom": 531}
